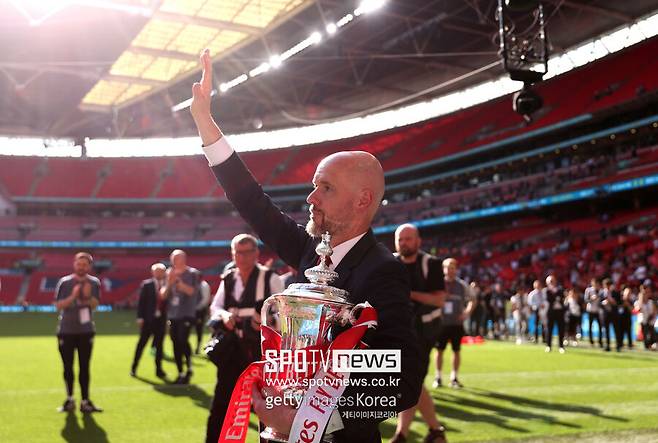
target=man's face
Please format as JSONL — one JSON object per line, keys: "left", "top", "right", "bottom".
{"left": 232, "top": 242, "right": 259, "bottom": 273}
{"left": 306, "top": 159, "right": 354, "bottom": 238}
{"left": 73, "top": 257, "right": 91, "bottom": 276}
{"left": 152, "top": 267, "right": 166, "bottom": 280}
{"left": 443, "top": 261, "right": 458, "bottom": 280}
{"left": 395, "top": 227, "right": 420, "bottom": 258}
{"left": 170, "top": 252, "right": 186, "bottom": 269}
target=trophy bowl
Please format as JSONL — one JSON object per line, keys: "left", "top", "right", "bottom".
{"left": 259, "top": 233, "right": 359, "bottom": 443}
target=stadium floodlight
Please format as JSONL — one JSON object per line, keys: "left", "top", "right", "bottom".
{"left": 326, "top": 23, "right": 338, "bottom": 35}
{"left": 497, "top": 0, "right": 548, "bottom": 122}
{"left": 354, "top": 0, "right": 387, "bottom": 16}
{"left": 269, "top": 55, "right": 283, "bottom": 68}
{"left": 309, "top": 31, "right": 323, "bottom": 45}
{"left": 249, "top": 62, "right": 271, "bottom": 78}
{"left": 336, "top": 13, "right": 354, "bottom": 28}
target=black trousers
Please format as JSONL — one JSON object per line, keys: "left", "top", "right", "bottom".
{"left": 587, "top": 311, "right": 603, "bottom": 345}
{"left": 195, "top": 308, "right": 208, "bottom": 352}
{"left": 532, "top": 309, "right": 544, "bottom": 343}
{"left": 641, "top": 323, "right": 655, "bottom": 349}
{"left": 602, "top": 311, "right": 618, "bottom": 350}
{"left": 132, "top": 317, "right": 166, "bottom": 372}
{"left": 58, "top": 333, "right": 94, "bottom": 400}
{"left": 545, "top": 309, "right": 565, "bottom": 349}
{"left": 617, "top": 312, "right": 633, "bottom": 349}
{"left": 205, "top": 338, "right": 258, "bottom": 443}
{"left": 169, "top": 318, "right": 193, "bottom": 373}
{"left": 566, "top": 314, "right": 581, "bottom": 338}
{"left": 469, "top": 307, "right": 486, "bottom": 336}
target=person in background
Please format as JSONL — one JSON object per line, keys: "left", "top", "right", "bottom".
{"left": 527, "top": 280, "right": 545, "bottom": 344}
{"left": 468, "top": 281, "right": 486, "bottom": 337}
{"left": 194, "top": 279, "right": 212, "bottom": 354}
{"left": 635, "top": 284, "right": 656, "bottom": 350}
{"left": 584, "top": 278, "right": 603, "bottom": 348}
{"left": 601, "top": 278, "right": 619, "bottom": 352}
{"left": 543, "top": 275, "right": 566, "bottom": 354}
{"left": 54, "top": 252, "right": 103, "bottom": 413}
{"left": 205, "top": 234, "right": 284, "bottom": 443}
{"left": 390, "top": 223, "right": 447, "bottom": 443}
{"left": 510, "top": 286, "right": 528, "bottom": 345}
{"left": 131, "top": 263, "right": 167, "bottom": 378}
{"left": 162, "top": 249, "right": 201, "bottom": 384}
{"left": 565, "top": 288, "right": 582, "bottom": 347}
{"left": 434, "top": 258, "right": 474, "bottom": 389}
{"left": 490, "top": 282, "right": 507, "bottom": 340}
{"left": 618, "top": 286, "right": 635, "bottom": 350}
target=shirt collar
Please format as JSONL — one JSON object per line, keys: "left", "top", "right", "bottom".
{"left": 329, "top": 232, "right": 366, "bottom": 270}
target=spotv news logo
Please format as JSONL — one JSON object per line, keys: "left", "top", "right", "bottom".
{"left": 264, "top": 349, "right": 401, "bottom": 373}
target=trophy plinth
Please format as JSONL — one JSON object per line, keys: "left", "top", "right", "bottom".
{"left": 260, "top": 232, "right": 354, "bottom": 443}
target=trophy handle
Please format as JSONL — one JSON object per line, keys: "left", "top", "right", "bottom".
{"left": 348, "top": 302, "right": 370, "bottom": 325}
{"left": 261, "top": 296, "right": 278, "bottom": 329}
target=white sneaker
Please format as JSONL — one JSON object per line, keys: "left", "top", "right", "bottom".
{"left": 559, "top": 347, "right": 566, "bottom": 354}
{"left": 516, "top": 338, "right": 523, "bottom": 345}
{"left": 545, "top": 346, "right": 551, "bottom": 353}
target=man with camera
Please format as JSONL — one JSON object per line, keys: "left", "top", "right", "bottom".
{"left": 161, "top": 249, "right": 201, "bottom": 384}
{"left": 54, "top": 252, "right": 102, "bottom": 413}
{"left": 205, "top": 233, "right": 283, "bottom": 443}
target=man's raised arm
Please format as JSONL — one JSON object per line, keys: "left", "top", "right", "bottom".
{"left": 188, "top": 50, "right": 313, "bottom": 268}
{"left": 191, "top": 49, "right": 223, "bottom": 148}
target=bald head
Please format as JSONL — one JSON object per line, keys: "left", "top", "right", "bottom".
{"left": 170, "top": 249, "right": 187, "bottom": 269}
{"left": 306, "top": 151, "right": 385, "bottom": 244}
{"left": 318, "top": 151, "right": 385, "bottom": 213}
{"left": 395, "top": 223, "right": 421, "bottom": 260}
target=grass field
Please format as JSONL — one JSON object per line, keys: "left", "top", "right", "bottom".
{"left": 1, "top": 311, "right": 657, "bottom": 443}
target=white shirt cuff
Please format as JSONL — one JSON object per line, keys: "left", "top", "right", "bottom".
{"left": 202, "top": 136, "right": 234, "bottom": 167}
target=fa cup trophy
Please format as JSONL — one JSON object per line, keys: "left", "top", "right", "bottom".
{"left": 260, "top": 232, "right": 365, "bottom": 442}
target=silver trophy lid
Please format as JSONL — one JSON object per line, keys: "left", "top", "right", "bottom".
{"left": 304, "top": 232, "right": 338, "bottom": 285}
{"left": 283, "top": 232, "right": 350, "bottom": 304}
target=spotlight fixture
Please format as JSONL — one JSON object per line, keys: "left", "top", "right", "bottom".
{"left": 497, "top": 0, "right": 548, "bottom": 122}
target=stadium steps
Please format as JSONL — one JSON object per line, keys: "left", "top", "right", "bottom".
{"left": 27, "top": 159, "right": 47, "bottom": 197}
{"left": 151, "top": 159, "right": 174, "bottom": 198}
{"left": 15, "top": 274, "right": 30, "bottom": 305}
{"left": 90, "top": 164, "right": 111, "bottom": 198}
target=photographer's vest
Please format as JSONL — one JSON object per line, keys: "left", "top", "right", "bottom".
{"left": 222, "top": 264, "right": 274, "bottom": 320}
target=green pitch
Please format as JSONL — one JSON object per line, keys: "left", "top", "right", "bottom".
{"left": 1, "top": 311, "right": 657, "bottom": 443}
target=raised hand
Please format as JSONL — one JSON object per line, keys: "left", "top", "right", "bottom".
{"left": 191, "top": 49, "right": 223, "bottom": 146}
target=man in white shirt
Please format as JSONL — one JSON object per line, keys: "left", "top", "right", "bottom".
{"left": 527, "top": 280, "right": 545, "bottom": 344}
{"left": 205, "top": 234, "right": 283, "bottom": 443}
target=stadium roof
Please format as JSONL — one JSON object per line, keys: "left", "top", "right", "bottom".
{"left": 1, "top": 0, "right": 658, "bottom": 146}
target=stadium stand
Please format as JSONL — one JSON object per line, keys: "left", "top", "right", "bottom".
{"left": 1, "top": 37, "right": 657, "bottom": 201}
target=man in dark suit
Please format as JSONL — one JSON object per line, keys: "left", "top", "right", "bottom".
{"left": 131, "top": 263, "right": 167, "bottom": 378}
{"left": 190, "top": 49, "right": 421, "bottom": 443}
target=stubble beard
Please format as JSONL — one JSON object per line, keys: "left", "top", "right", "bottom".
{"left": 305, "top": 210, "right": 349, "bottom": 239}
{"left": 398, "top": 246, "right": 418, "bottom": 258}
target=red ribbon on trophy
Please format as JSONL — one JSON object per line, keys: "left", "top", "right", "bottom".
{"left": 218, "top": 303, "right": 377, "bottom": 443}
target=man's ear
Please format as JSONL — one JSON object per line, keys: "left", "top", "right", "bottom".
{"left": 356, "top": 188, "right": 373, "bottom": 210}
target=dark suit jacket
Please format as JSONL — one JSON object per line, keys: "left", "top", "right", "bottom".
{"left": 211, "top": 152, "right": 422, "bottom": 443}
{"left": 137, "top": 279, "right": 162, "bottom": 323}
